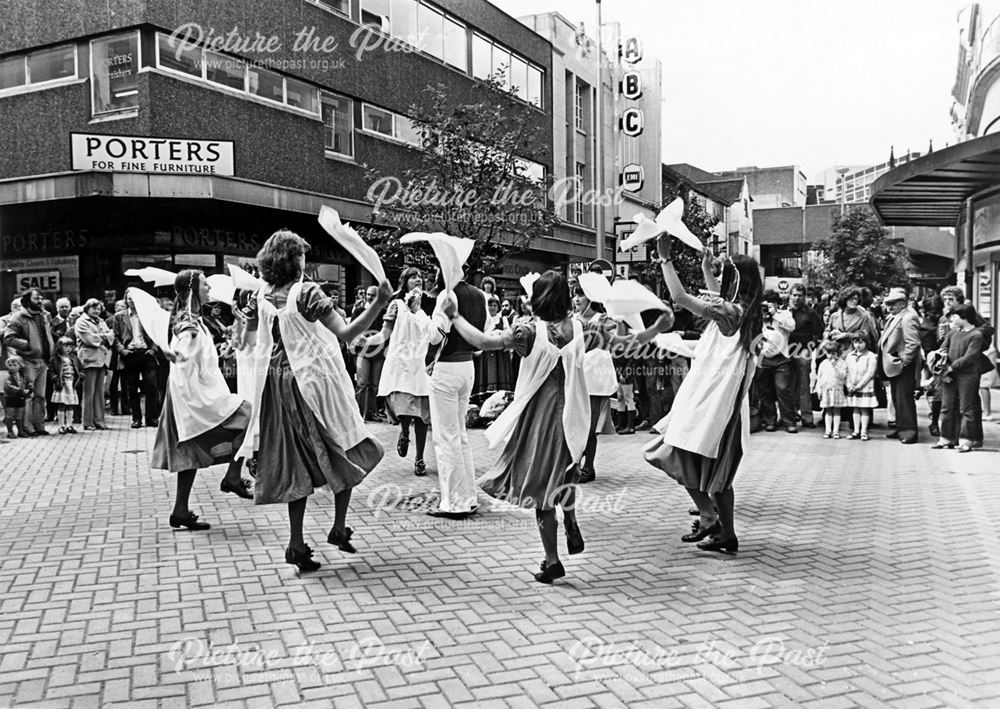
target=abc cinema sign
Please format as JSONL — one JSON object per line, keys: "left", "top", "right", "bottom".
{"left": 619, "top": 37, "right": 644, "bottom": 192}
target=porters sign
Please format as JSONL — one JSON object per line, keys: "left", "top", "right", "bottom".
{"left": 70, "top": 133, "right": 235, "bottom": 175}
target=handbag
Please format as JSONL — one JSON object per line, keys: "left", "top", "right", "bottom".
{"left": 978, "top": 352, "right": 994, "bottom": 375}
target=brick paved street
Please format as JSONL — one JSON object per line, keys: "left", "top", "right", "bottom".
{"left": 1, "top": 407, "right": 999, "bottom": 708}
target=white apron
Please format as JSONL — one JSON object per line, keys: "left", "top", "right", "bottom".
{"left": 237, "top": 280, "right": 368, "bottom": 460}
{"left": 650, "top": 320, "right": 754, "bottom": 459}
{"left": 486, "top": 319, "right": 590, "bottom": 464}
{"left": 377, "top": 302, "right": 431, "bottom": 397}
{"left": 169, "top": 322, "right": 243, "bottom": 442}
{"left": 579, "top": 312, "right": 618, "bottom": 396}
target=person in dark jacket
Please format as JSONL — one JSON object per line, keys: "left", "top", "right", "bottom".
{"left": 113, "top": 296, "right": 161, "bottom": 428}
{"left": 787, "top": 283, "right": 824, "bottom": 428}
{"left": 2, "top": 289, "right": 54, "bottom": 436}
{"left": 933, "top": 303, "right": 985, "bottom": 452}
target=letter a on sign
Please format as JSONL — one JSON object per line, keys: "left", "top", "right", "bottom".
{"left": 621, "top": 71, "right": 643, "bottom": 100}
{"left": 622, "top": 37, "right": 643, "bottom": 64}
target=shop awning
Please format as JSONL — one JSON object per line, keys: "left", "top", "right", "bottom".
{"left": 871, "top": 132, "right": 1000, "bottom": 226}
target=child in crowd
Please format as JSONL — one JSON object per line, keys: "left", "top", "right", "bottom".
{"left": 814, "top": 340, "right": 847, "bottom": 439}
{"left": 49, "top": 337, "right": 82, "bottom": 434}
{"left": 3, "top": 355, "right": 30, "bottom": 438}
{"left": 844, "top": 332, "right": 877, "bottom": 441}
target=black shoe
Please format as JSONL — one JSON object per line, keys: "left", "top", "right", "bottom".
{"left": 929, "top": 424, "right": 941, "bottom": 438}
{"left": 688, "top": 508, "right": 699, "bottom": 516}
{"left": 885, "top": 431, "right": 900, "bottom": 439}
{"left": 534, "top": 560, "right": 566, "bottom": 584}
{"left": 327, "top": 526, "right": 356, "bottom": 553}
{"left": 285, "top": 545, "right": 321, "bottom": 572}
{"left": 220, "top": 477, "right": 253, "bottom": 500}
{"left": 169, "top": 512, "right": 211, "bottom": 530}
{"left": 413, "top": 458, "right": 427, "bottom": 476}
{"left": 682, "top": 520, "right": 720, "bottom": 543}
{"left": 578, "top": 466, "right": 596, "bottom": 484}
{"left": 802, "top": 421, "right": 817, "bottom": 429}
{"left": 565, "top": 524, "right": 585, "bottom": 555}
{"left": 34, "top": 429, "right": 50, "bottom": 436}
{"left": 900, "top": 436, "right": 917, "bottom": 445}
{"left": 397, "top": 431, "right": 409, "bottom": 457}
{"left": 785, "top": 426, "right": 798, "bottom": 434}
{"left": 426, "top": 507, "right": 478, "bottom": 520}
{"left": 697, "top": 535, "right": 739, "bottom": 553}
{"left": 764, "top": 424, "right": 777, "bottom": 432}
{"left": 131, "top": 421, "right": 143, "bottom": 429}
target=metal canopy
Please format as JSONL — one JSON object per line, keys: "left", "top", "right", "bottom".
{"left": 871, "top": 132, "right": 1000, "bottom": 226}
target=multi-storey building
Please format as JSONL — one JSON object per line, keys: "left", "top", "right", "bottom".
{"left": 661, "top": 164, "right": 752, "bottom": 258}
{"left": 0, "top": 0, "right": 556, "bottom": 305}
{"left": 717, "top": 165, "right": 807, "bottom": 209}
{"left": 823, "top": 150, "right": 922, "bottom": 205}
{"left": 518, "top": 12, "right": 663, "bottom": 276}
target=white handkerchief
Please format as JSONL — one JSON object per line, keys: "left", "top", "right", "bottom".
{"left": 400, "top": 232, "right": 475, "bottom": 292}
{"left": 206, "top": 274, "right": 236, "bottom": 304}
{"left": 577, "top": 272, "right": 614, "bottom": 304}
{"left": 618, "top": 198, "right": 704, "bottom": 252}
{"left": 126, "top": 287, "right": 172, "bottom": 354}
{"left": 228, "top": 263, "right": 263, "bottom": 292}
{"left": 124, "top": 267, "right": 177, "bottom": 287}
{"left": 519, "top": 272, "right": 541, "bottom": 299}
{"left": 318, "top": 205, "right": 386, "bottom": 283}
{"left": 653, "top": 332, "right": 697, "bottom": 359}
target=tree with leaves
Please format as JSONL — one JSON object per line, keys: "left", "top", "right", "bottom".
{"left": 804, "top": 207, "right": 911, "bottom": 295}
{"left": 360, "top": 74, "right": 557, "bottom": 281}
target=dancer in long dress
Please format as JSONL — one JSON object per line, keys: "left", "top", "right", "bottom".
{"left": 146, "top": 270, "right": 254, "bottom": 531}
{"left": 643, "top": 237, "right": 763, "bottom": 553}
{"left": 238, "top": 230, "right": 391, "bottom": 572}
{"left": 445, "top": 271, "right": 672, "bottom": 583}
{"left": 367, "top": 266, "right": 433, "bottom": 476}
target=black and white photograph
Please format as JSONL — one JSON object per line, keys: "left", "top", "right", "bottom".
{"left": 1, "top": 0, "right": 998, "bottom": 706}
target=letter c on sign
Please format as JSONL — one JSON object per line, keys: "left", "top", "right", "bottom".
{"left": 621, "top": 108, "right": 643, "bottom": 137}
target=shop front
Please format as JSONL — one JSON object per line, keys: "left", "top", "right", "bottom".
{"left": 872, "top": 132, "right": 1000, "bottom": 339}
{"left": 0, "top": 191, "right": 360, "bottom": 309}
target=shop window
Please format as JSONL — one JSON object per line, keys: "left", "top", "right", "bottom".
{"left": 205, "top": 51, "right": 245, "bottom": 90}
{"left": 322, "top": 92, "right": 353, "bottom": 156}
{"left": 248, "top": 66, "right": 283, "bottom": 102}
{"left": 91, "top": 33, "right": 140, "bottom": 115}
{"left": 157, "top": 33, "right": 202, "bottom": 78}
{"left": 443, "top": 17, "right": 466, "bottom": 71}
{"left": 286, "top": 77, "right": 319, "bottom": 114}
{"left": 472, "top": 34, "right": 491, "bottom": 79}
{"left": 28, "top": 45, "right": 76, "bottom": 84}
{"left": 419, "top": 3, "right": 444, "bottom": 60}
{"left": 0, "top": 55, "right": 26, "bottom": 90}
{"left": 174, "top": 254, "right": 217, "bottom": 268}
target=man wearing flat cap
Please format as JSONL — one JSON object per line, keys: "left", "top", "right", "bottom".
{"left": 878, "top": 287, "right": 922, "bottom": 444}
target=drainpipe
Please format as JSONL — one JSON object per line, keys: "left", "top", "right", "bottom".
{"left": 965, "top": 196, "right": 974, "bottom": 295}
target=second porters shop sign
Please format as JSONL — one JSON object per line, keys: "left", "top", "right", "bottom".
{"left": 70, "top": 133, "right": 234, "bottom": 175}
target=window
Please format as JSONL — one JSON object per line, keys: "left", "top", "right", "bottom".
{"left": 363, "top": 105, "right": 394, "bottom": 135}
{"left": 248, "top": 66, "right": 283, "bottom": 102}
{"left": 0, "top": 55, "right": 26, "bottom": 90}
{"left": 361, "top": 0, "right": 390, "bottom": 30}
{"left": 574, "top": 81, "right": 583, "bottom": 131}
{"left": 91, "top": 33, "right": 139, "bottom": 114}
{"left": 472, "top": 34, "right": 491, "bottom": 79}
{"left": 419, "top": 3, "right": 444, "bottom": 59}
{"left": 205, "top": 51, "right": 245, "bottom": 90}
{"left": 322, "top": 93, "right": 353, "bottom": 156}
{"left": 28, "top": 45, "right": 76, "bottom": 84}
{"left": 392, "top": 0, "right": 418, "bottom": 43}
{"left": 443, "top": 17, "right": 466, "bottom": 71}
{"left": 574, "top": 162, "right": 585, "bottom": 224}
{"left": 510, "top": 55, "right": 527, "bottom": 102}
{"left": 157, "top": 33, "right": 202, "bottom": 77}
{"left": 527, "top": 66, "right": 542, "bottom": 107}
{"left": 286, "top": 77, "right": 318, "bottom": 113}
{"left": 492, "top": 45, "right": 510, "bottom": 89}
{"left": 396, "top": 117, "right": 422, "bottom": 146}
{"left": 310, "top": 0, "right": 349, "bottom": 15}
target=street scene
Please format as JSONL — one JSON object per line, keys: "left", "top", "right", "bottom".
{"left": 2, "top": 0, "right": 1000, "bottom": 707}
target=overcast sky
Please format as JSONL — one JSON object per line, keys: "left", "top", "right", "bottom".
{"left": 491, "top": 0, "right": 962, "bottom": 181}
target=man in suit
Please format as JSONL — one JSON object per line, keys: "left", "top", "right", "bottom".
{"left": 879, "top": 287, "right": 922, "bottom": 444}
{"left": 112, "top": 295, "right": 160, "bottom": 428}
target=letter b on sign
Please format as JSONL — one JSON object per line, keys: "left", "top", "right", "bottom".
{"left": 621, "top": 71, "right": 642, "bottom": 100}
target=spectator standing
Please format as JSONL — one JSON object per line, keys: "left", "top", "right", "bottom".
{"left": 75, "top": 299, "right": 114, "bottom": 431}
{"left": 879, "top": 288, "right": 921, "bottom": 444}
{"left": 3, "top": 289, "right": 54, "bottom": 436}
{"left": 48, "top": 337, "right": 81, "bottom": 434}
{"left": 107, "top": 299, "right": 127, "bottom": 415}
{"left": 353, "top": 285, "right": 387, "bottom": 421}
{"left": 113, "top": 295, "right": 161, "bottom": 428}
{"left": 844, "top": 332, "right": 878, "bottom": 440}
{"left": 919, "top": 295, "right": 945, "bottom": 437}
{"left": 933, "top": 303, "right": 985, "bottom": 452}
{"left": 787, "top": 284, "right": 824, "bottom": 428}
{"left": 756, "top": 291, "right": 798, "bottom": 433}
{"left": 3, "top": 355, "right": 30, "bottom": 438}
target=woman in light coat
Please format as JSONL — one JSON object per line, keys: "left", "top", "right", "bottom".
{"left": 74, "top": 299, "right": 114, "bottom": 430}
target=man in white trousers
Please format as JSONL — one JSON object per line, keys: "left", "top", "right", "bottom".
{"left": 426, "top": 269, "right": 491, "bottom": 518}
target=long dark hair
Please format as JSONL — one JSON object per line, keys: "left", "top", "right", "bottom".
{"left": 720, "top": 255, "right": 763, "bottom": 352}
{"left": 172, "top": 269, "right": 205, "bottom": 329}
{"left": 531, "top": 271, "right": 572, "bottom": 322}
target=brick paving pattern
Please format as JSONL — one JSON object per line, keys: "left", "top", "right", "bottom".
{"left": 1, "top": 406, "right": 999, "bottom": 708}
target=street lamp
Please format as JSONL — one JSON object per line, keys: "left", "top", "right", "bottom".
{"left": 595, "top": 0, "right": 604, "bottom": 261}
{"left": 836, "top": 166, "right": 850, "bottom": 216}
